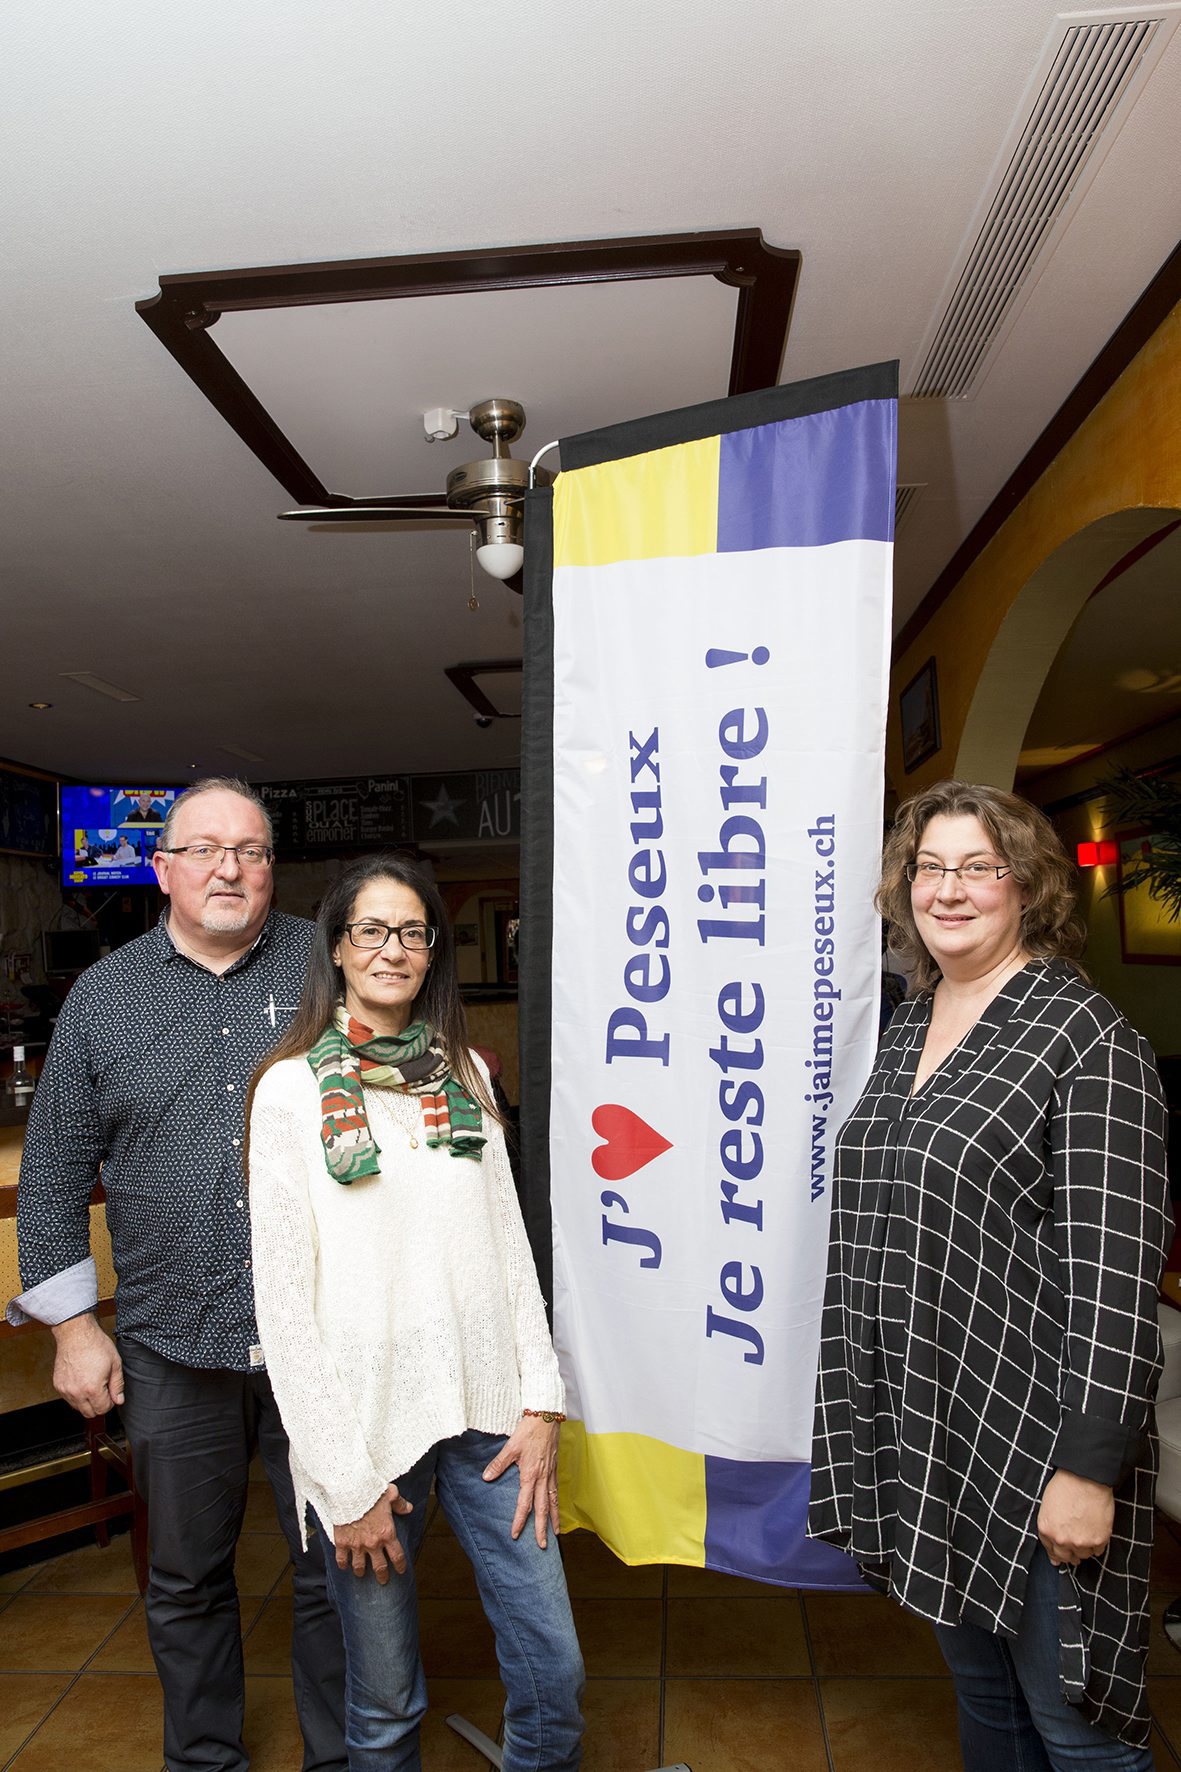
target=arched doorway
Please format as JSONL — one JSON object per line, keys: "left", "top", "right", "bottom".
{"left": 1005, "top": 511, "right": 1181, "bottom": 1056}
{"left": 953, "top": 509, "right": 1181, "bottom": 787}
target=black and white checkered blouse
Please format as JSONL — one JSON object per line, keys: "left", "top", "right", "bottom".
{"left": 808, "top": 959, "right": 1171, "bottom": 1748}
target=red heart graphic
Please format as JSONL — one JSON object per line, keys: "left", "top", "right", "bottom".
{"left": 591, "top": 1104, "right": 673, "bottom": 1182}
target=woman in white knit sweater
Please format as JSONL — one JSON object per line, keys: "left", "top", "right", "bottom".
{"left": 247, "top": 854, "right": 584, "bottom": 1772}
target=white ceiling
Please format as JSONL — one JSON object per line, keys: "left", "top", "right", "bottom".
{"left": 3, "top": 0, "right": 1180, "bottom": 784}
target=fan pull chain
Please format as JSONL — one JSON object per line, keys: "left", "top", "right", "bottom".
{"left": 468, "top": 530, "right": 480, "bottom": 611}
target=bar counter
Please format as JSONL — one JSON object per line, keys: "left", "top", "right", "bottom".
{"left": 1, "top": 1098, "right": 117, "bottom": 1414}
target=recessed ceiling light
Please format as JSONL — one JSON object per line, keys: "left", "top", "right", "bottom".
{"left": 28, "top": 701, "right": 52, "bottom": 710}
{"left": 59, "top": 671, "right": 140, "bottom": 703}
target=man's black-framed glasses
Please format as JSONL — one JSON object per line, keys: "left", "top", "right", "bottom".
{"left": 343, "top": 920, "right": 437, "bottom": 952}
{"left": 160, "top": 843, "right": 274, "bottom": 868}
{"left": 905, "top": 861, "right": 1012, "bottom": 884}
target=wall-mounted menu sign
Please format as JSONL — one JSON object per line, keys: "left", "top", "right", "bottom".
{"left": 259, "top": 777, "right": 411, "bottom": 851}
{"left": 259, "top": 769, "right": 519, "bottom": 855}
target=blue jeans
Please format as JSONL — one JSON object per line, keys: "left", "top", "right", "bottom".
{"left": 321, "top": 1429, "right": 584, "bottom": 1772}
{"left": 932, "top": 1546, "right": 1152, "bottom": 1770}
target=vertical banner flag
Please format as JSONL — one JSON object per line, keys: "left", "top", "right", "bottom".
{"left": 519, "top": 363, "right": 897, "bottom": 1585}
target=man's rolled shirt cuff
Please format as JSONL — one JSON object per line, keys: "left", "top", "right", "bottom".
{"left": 1053, "top": 1407, "right": 1145, "bottom": 1489}
{"left": 6, "top": 1257, "right": 99, "bottom": 1327}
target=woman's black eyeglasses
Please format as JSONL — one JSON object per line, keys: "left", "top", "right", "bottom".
{"left": 341, "top": 920, "right": 437, "bottom": 952}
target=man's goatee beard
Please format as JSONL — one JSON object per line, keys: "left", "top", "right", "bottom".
{"left": 201, "top": 901, "right": 252, "bottom": 933}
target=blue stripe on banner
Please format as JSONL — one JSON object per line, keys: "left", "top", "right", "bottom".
{"left": 717, "top": 399, "right": 896, "bottom": 552}
{"left": 703, "top": 1458, "right": 865, "bottom": 1589}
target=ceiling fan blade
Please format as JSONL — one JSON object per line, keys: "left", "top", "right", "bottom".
{"left": 362, "top": 492, "right": 457, "bottom": 508}
{"left": 278, "top": 505, "right": 473, "bottom": 524}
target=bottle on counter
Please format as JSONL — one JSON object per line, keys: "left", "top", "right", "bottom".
{"left": 6, "top": 1043, "right": 33, "bottom": 1096}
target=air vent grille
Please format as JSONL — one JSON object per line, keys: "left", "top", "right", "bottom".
{"left": 912, "top": 16, "right": 1160, "bottom": 399}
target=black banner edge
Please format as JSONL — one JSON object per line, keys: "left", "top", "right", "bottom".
{"left": 517, "top": 484, "right": 556, "bottom": 1314}
{"left": 560, "top": 359, "right": 900, "bottom": 472}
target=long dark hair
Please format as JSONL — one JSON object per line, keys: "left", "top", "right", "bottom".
{"left": 247, "top": 852, "right": 500, "bottom": 1124}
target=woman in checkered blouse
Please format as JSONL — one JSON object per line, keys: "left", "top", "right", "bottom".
{"left": 808, "top": 781, "right": 1172, "bottom": 1768}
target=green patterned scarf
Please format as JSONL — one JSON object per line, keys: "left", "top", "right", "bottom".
{"left": 307, "top": 1007, "right": 486, "bottom": 1184}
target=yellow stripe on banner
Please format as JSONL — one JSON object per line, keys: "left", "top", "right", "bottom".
{"left": 552, "top": 436, "right": 720, "bottom": 569}
{"left": 557, "top": 1421, "right": 706, "bottom": 1567}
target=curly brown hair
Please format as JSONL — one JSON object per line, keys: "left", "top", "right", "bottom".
{"left": 879, "top": 780, "right": 1087, "bottom": 992}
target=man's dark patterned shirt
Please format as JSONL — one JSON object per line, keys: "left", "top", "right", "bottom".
{"left": 17, "top": 911, "right": 313, "bottom": 1370}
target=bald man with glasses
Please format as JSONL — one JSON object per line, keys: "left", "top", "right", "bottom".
{"left": 9, "top": 776, "right": 346, "bottom": 1772}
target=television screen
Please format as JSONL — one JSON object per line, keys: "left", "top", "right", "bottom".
{"left": 60, "top": 785, "right": 179, "bottom": 888}
{"left": 42, "top": 928, "right": 104, "bottom": 978}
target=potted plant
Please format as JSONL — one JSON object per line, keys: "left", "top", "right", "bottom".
{"left": 1098, "top": 768, "right": 1181, "bottom": 922}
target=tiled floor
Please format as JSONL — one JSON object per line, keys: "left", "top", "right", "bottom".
{"left": 5, "top": 1479, "right": 1181, "bottom": 1771}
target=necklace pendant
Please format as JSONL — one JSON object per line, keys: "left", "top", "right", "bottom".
{"left": 409, "top": 1135, "right": 419, "bottom": 1150}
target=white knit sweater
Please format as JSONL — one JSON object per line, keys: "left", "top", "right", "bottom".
{"left": 248, "top": 1054, "right": 563, "bottom": 1538}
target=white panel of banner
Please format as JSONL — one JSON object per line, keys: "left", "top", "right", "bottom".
{"left": 549, "top": 538, "right": 892, "bottom": 1463}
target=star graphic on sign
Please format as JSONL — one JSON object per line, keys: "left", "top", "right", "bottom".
{"left": 420, "top": 784, "right": 464, "bottom": 829}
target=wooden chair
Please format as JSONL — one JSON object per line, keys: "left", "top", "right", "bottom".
{"left": 0, "top": 1393, "right": 147, "bottom": 1591}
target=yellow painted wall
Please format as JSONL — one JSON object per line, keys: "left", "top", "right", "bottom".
{"left": 890, "top": 297, "right": 1181, "bottom": 790}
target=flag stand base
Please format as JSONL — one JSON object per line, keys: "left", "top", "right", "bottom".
{"left": 445, "top": 1713, "right": 690, "bottom": 1771}
{"left": 445, "top": 1715, "right": 503, "bottom": 1767}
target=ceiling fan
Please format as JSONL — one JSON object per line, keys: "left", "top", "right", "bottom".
{"left": 277, "top": 398, "right": 552, "bottom": 594}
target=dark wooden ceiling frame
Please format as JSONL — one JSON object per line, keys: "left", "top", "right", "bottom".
{"left": 895, "top": 237, "right": 1181, "bottom": 660}
{"left": 135, "top": 231, "right": 800, "bottom": 510}
{"left": 445, "top": 660, "right": 524, "bottom": 722}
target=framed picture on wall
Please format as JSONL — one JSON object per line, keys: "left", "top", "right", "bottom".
{"left": 900, "top": 656, "right": 941, "bottom": 774}
{"left": 0, "top": 762, "right": 57, "bottom": 857}
{"left": 1116, "top": 830, "right": 1181, "bottom": 965}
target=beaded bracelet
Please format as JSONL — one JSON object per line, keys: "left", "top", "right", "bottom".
{"left": 522, "top": 1408, "right": 567, "bottom": 1423}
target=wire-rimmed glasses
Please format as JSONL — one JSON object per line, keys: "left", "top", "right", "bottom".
{"left": 906, "top": 861, "right": 1012, "bottom": 884}
{"left": 159, "top": 843, "right": 273, "bottom": 868}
